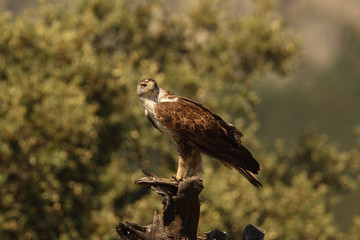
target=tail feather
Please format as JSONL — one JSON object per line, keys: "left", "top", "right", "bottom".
{"left": 235, "top": 167, "right": 263, "bottom": 188}
{"left": 191, "top": 139, "right": 262, "bottom": 187}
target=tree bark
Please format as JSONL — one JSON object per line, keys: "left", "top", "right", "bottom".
{"left": 116, "top": 170, "right": 264, "bottom": 240}
{"left": 241, "top": 224, "right": 265, "bottom": 240}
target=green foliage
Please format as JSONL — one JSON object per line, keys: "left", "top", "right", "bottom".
{"left": 274, "top": 131, "right": 359, "bottom": 193}
{"left": 256, "top": 26, "right": 360, "bottom": 149}
{"left": 0, "top": 0, "right": 358, "bottom": 239}
{"left": 197, "top": 128, "right": 360, "bottom": 239}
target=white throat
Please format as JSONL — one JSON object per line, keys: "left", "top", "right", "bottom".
{"left": 139, "top": 88, "right": 179, "bottom": 137}
{"left": 139, "top": 92, "right": 158, "bottom": 118}
{"left": 139, "top": 88, "right": 178, "bottom": 113}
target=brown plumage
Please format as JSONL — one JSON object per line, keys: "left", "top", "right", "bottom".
{"left": 137, "top": 78, "right": 262, "bottom": 188}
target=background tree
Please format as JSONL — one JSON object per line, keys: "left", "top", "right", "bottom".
{"left": 0, "top": 0, "right": 359, "bottom": 239}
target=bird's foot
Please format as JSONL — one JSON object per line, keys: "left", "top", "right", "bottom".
{"left": 170, "top": 175, "right": 185, "bottom": 182}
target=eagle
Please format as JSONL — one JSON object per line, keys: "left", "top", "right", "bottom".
{"left": 137, "top": 78, "right": 262, "bottom": 188}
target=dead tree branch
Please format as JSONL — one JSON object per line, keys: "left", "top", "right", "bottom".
{"left": 116, "top": 170, "right": 265, "bottom": 240}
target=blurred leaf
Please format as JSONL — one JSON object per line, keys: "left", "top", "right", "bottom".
{"left": 0, "top": 0, "right": 358, "bottom": 240}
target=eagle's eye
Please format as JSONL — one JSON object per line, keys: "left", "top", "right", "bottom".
{"left": 141, "top": 83, "right": 147, "bottom": 88}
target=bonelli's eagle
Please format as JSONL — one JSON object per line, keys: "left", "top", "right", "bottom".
{"left": 137, "top": 78, "right": 262, "bottom": 188}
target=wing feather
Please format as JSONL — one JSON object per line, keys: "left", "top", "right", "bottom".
{"left": 155, "top": 97, "right": 262, "bottom": 187}
{"left": 146, "top": 112, "right": 161, "bottom": 132}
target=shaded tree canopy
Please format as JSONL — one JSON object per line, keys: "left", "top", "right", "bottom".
{"left": 0, "top": 0, "right": 359, "bottom": 239}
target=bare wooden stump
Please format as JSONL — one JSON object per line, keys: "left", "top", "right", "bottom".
{"left": 116, "top": 171, "right": 265, "bottom": 240}
{"left": 242, "top": 224, "right": 265, "bottom": 240}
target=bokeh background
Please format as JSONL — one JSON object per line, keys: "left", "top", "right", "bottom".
{"left": 0, "top": 0, "right": 359, "bottom": 239}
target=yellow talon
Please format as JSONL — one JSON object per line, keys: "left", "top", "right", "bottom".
{"left": 170, "top": 175, "right": 185, "bottom": 182}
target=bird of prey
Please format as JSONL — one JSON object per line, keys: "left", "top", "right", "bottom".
{"left": 137, "top": 78, "right": 262, "bottom": 188}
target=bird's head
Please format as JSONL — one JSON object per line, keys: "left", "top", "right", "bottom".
{"left": 137, "top": 78, "right": 159, "bottom": 99}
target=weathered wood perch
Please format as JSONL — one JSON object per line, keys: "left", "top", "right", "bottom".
{"left": 116, "top": 170, "right": 265, "bottom": 240}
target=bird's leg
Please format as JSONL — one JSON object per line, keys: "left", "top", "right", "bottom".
{"left": 172, "top": 138, "right": 188, "bottom": 181}
{"left": 175, "top": 155, "right": 186, "bottom": 180}
{"left": 185, "top": 149, "right": 202, "bottom": 178}
{"left": 170, "top": 155, "right": 186, "bottom": 181}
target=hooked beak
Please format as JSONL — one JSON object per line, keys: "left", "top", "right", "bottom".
{"left": 148, "top": 82, "right": 155, "bottom": 92}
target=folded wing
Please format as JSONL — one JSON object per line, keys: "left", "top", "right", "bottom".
{"left": 155, "top": 97, "right": 262, "bottom": 188}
